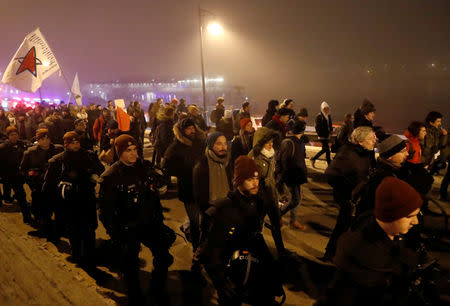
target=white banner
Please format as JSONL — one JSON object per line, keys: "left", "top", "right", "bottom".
{"left": 71, "top": 73, "right": 82, "bottom": 106}
{"left": 1, "top": 28, "right": 60, "bottom": 93}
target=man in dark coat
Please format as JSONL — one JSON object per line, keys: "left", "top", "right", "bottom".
{"left": 265, "top": 107, "right": 291, "bottom": 139}
{"left": 353, "top": 99, "right": 376, "bottom": 129}
{"left": 210, "top": 97, "right": 225, "bottom": 125}
{"left": 422, "top": 111, "right": 448, "bottom": 172}
{"left": 20, "top": 129, "right": 63, "bottom": 234}
{"left": 153, "top": 107, "right": 175, "bottom": 167}
{"left": 233, "top": 102, "right": 251, "bottom": 135}
{"left": 316, "top": 177, "right": 431, "bottom": 306}
{"left": 86, "top": 103, "right": 101, "bottom": 142}
{"left": 216, "top": 109, "right": 234, "bottom": 141}
{"left": 321, "top": 126, "right": 376, "bottom": 262}
{"left": 276, "top": 119, "right": 309, "bottom": 230}
{"left": 198, "top": 156, "right": 285, "bottom": 305}
{"left": 74, "top": 119, "right": 94, "bottom": 150}
{"left": 164, "top": 118, "right": 206, "bottom": 252}
{"left": 42, "top": 131, "right": 104, "bottom": 266}
{"left": 231, "top": 118, "right": 255, "bottom": 165}
{"left": 0, "top": 126, "right": 31, "bottom": 222}
{"left": 100, "top": 135, "right": 175, "bottom": 303}
{"left": 311, "top": 101, "right": 333, "bottom": 167}
{"left": 262, "top": 99, "right": 279, "bottom": 127}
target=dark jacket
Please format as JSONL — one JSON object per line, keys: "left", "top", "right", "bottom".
{"left": 163, "top": 122, "right": 206, "bottom": 203}
{"left": 75, "top": 130, "right": 94, "bottom": 150}
{"left": 45, "top": 118, "right": 64, "bottom": 144}
{"left": 99, "top": 159, "right": 166, "bottom": 238}
{"left": 199, "top": 190, "right": 284, "bottom": 289}
{"left": 20, "top": 143, "right": 64, "bottom": 188}
{"left": 262, "top": 110, "right": 276, "bottom": 127}
{"left": 0, "top": 140, "right": 29, "bottom": 181}
{"left": 275, "top": 135, "right": 308, "bottom": 186}
{"left": 216, "top": 118, "right": 234, "bottom": 141}
{"left": 265, "top": 115, "right": 286, "bottom": 138}
{"left": 354, "top": 116, "right": 373, "bottom": 129}
{"left": 188, "top": 113, "right": 207, "bottom": 132}
{"left": 61, "top": 115, "right": 75, "bottom": 134}
{"left": 315, "top": 112, "right": 333, "bottom": 139}
{"left": 154, "top": 115, "right": 175, "bottom": 157}
{"left": 231, "top": 130, "right": 254, "bottom": 164}
{"left": 325, "top": 143, "right": 375, "bottom": 201}
{"left": 193, "top": 152, "right": 233, "bottom": 213}
{"left": 233, "top": 109, "right": 250, "bottom": 134}
{"left": 317, "top": 214, "right": 420, "bottom": 306}
{"left": 422, "top": 124, "right": 447, "bottom": 165}
{"left": 335, "top": 121, "right": 354, "bottom": 150}
{"left": 42, "top": 149, "right": 104, "bottom": 230}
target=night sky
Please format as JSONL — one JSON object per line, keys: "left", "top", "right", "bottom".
{"left": 1, "top": 0, "right": 450, "bottom": 132}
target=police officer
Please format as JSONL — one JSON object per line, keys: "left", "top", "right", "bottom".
{"left": 0, "top": 126, "right": 31, "bottom": 223}
{"left": 20, "top": 129, "right": 63, "bottom": 235}
{"left": 199, "top": 156, "right": 284, "bottom": 305}
{"left": 42, "top": 131, "right": 104, "bottom": 266}
{"left": 100, "top": 134, "right": 175, "bottom": 303}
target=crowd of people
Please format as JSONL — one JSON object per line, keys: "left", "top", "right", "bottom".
{"left": 0, "top": 96, "right": 448, "bottom": 305}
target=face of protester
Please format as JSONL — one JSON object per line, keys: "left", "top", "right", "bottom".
{"left": 264, "top": 139, "right": 274, "bottom": 151}
{"left": 75, "top": 122, "right": 86, "bottom": 132}
{"left": 280, "top": 114, "right": 290, "bottom": 124}
{"left": 120, "top": 145, "right": 138, "bottom": 165}
{"left": 297, "top": 115, "right": 307, "bottom": 122}
{"left": 386, "top": 208, "right": 420, "bottom": 237}
{"left": 67, "top": 140, "right": 81, "bottom": 152}
{"left": 365, "top": 111, "right": 376, "bottom": 122}
{"left": 244, "top": 105, "right": 250, "bottom": 113}
{"left": 212, "top": 136, "right": 228, "bottom": 157}
{"left": 286, "top": 102, "right": 294, "bottom": 109}
{"left": 38, "top": 135, "right": 51, "bottom": 150}
{"left": 323, "top": 106, "right": 330, "bottom": 114}
{"left": 418, "top": 127, "right": 427, "bottom": 140}
{"left": 359, "top": 132, "right": 376, "bottom": 151}
{"left": 388, "top": 147, "right": 409, "bottom": 166}
{"left": 89, "top": 104, "right": 95, "bottom": 110}
{"left": 8, "top": 132, "right": 19, "bottom": 143}
{"left": 183, "top": 125, "right": 196, "bottom": 139}
{"left": 244, "top": 121, "right": 254, "bottom": 133}
{"left": 240, "top": 176, "right": 259, "bottom": 195}
{"left": 430, "top": 118, "right": 442, "bottom": 129}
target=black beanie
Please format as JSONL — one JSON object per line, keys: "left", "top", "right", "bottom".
{"left": 286, "top": 119, "right": 306, "bottom": 134}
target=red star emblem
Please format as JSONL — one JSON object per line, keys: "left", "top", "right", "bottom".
{"left": 15, "top": 47, "right": 41, "bottom": 77}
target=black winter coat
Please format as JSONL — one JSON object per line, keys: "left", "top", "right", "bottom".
{"left": 20, "top": 143, "right": 64, "bottom": 188}
{"left": 154, "top": 117, "right": 175, "bottom": 156}
{"left": 317, "top": 214, "right": 420, "bottom": 306}
{"left": 163, "top": 123, "right": 206, "bottom": 203}
{"left": 0, "top": 140, "right": 29, "bottom": 181}
{"left": 193, "top": 153, "right": 233, "bottom": 213}
{"left": 315, "top": 112, "right": 333, "bottom": 139}
{"left": 275, "top": 135, "right": 308, "bottom": 186}
{"left": 100, "top": 159, "right": 166, "bottom": 238}
{"left": 325, "top": 143, "right": 375, "bottom": 201}
{"left": 216, "top": 118, "right": 234, "bottom": 141}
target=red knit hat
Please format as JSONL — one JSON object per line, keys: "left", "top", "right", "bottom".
{"left": 6, "top": 126, "right": 18, "bottom": 136}
{"left": 375, "top": 176, "right": 423, "bottom": 222}
{"left": 63, "top": 131, "right": 80, "bottom": 146}
{"left": 233, "top": 155, "right": 259, "bottom": 187}
{"left": 240, "top": 118, "right": 252, "bottom": 130}
{"left": 114, "top": 134, "right": 138, "bottom": 157}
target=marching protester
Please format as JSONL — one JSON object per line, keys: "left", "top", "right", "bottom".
{"left": 42, "top": 131, "right": 104, "bottom": 267}
{"left": 210, "top": 97, "right": 225, "bottom": 125}
{"left": 353, "top": 99, "right": 376, "bottom": 129}
{"left": 423, "top": 111, "right": 448, "bottom": 175}
{"left": 20, "top": 129, "right": 63, "bottom": 235}
{"left": 152, "top": 106, "right": 175, "bottom": 167}
{"left": 233, "top": 101, "right": 251, "bottom": 135}
{"left": 164, "top": 118, "right": 206, "bottom": 258}
{"left": 279, "top": 98, "right": 296, "bottom": 119}
{"left": 216, "top": 109, "right": 234, "bottom": 141}
{"left": 231, "top": 117, "right": 255, "bottom": 164}
{"left": 297, "top": 107, "right": 308, "bottom": 123}
{"left": 74, "top": 118, "right": 94, "bottom": 150}
{"left": 333, "top": 113, "right": 353, "bottom": 152}
{"left": 265, "top": 107, "right": 291, "bottom": 139}
{"left": 99, "top": 134, "right": 175, "bottom": 303}
{"left": 176, "top": 98, "right": 188, "bottom": 115}
{"left": 187, "top": 105, "right": 207, "bottom": 132}
{"left": 262, "top": 99, "right": 279, "bottom": 127}
{"left": 0, "top": 126, "right": 31, "bottom": 223}
{"left": 86, "top": 103, "right": 100, "bottom": 143}
{"left": 321, "top": 126, "right": 376, "bottom": 262}
{"left": 275, "top": 119, "right": 308, "bottom": 230}
{"left": 198, "top": 156, "right": 285, "bottom": 305}
{"left": 311, "top": 101, "right": 333, "bottom": 167}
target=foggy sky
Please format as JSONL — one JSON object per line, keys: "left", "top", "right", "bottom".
{"left": 1, "top": 0, "right": 450, "bottom": 131}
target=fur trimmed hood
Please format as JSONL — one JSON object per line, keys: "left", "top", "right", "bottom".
{"left": 173, "top": 121, "right": 206, "bottom": 147}
{"left": 250, "top": 127, "right": 280, "bottom": 157}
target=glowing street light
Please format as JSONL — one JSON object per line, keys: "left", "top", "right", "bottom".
{"left": 207, "top": 23, "right": 223, "bottom": 36}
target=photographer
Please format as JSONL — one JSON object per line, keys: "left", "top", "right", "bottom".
{"left": 99, "top": 134, "right": 175, "bottom": 304}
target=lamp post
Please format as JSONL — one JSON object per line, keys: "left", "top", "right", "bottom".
{"left": 198, "top": 6, "right": 223, "bottom": 121}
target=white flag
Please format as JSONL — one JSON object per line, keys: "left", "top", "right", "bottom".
{"left": 1, "top": 28, "right": 60, "bottom": 93}
{"left": 71, "top": 73, "right": 82, "bottom": 106}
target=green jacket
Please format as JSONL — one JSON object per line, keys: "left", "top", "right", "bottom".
{"left": 422, "top": 124, "right": 447, "bottom": 165}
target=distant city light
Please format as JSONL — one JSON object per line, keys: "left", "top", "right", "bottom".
{"left": 207, "top": 23, "right": 223, "bottom": 36}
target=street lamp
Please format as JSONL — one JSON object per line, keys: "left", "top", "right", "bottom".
{"left": 198, "top": 6, "right": 222, "bottom": 120}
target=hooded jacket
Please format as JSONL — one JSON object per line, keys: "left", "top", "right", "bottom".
{"left": 422, "top": 124, "right": 447, "bottom": 165}
{"left": 315, "top": 102, "right": 333, "bottom": 139}
{"left": 164, "top": 122, "right": 206, "bottom": 202}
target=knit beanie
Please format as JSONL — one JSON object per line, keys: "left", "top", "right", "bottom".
{"left": 114, "top": 134, "right": 138, "bottom": 157}
{"left": 240, "top": 118, "right": 252, "bottom": 130}
{"left": 224, "top": 109, "right": 232, "bottom": 119}
{"left": 206, "top": 131, "right": 225, "bottom": 150}
{"left": 6, "top": 126, "right": 18, "bottom": 136}
{"left": 376, "top": 135, "right": 406, "bottom": 158}
{"left": 375, "top": 176, "right": 423, "bottom": 222}
{"left": 179, "top": 118, "right": 196, "bottom": 133}
{"left": 360, "top": 100, "right": 376, "bottom": 115}
{"left": 233, "top": 155, "right": 260, "bottom": 187}
{"left": 35, "top": 128, "right": 49, "bottom": 140}
{"left": 298, "top": 108, "right": 308, "bottom": 117}
{"left": 277, "top": 107, "right": 291, "bottom": 117}
{"left": 63, "top": 131, "right": 81, "bottom": 146}
{"left": 286, "top": 119, "right": 306, "bottom": 134}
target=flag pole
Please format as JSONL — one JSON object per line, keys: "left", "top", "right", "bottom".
{"left": 38, "top": 87, "right": 43, "bottom": 103}
{"left": 59, "top": 69, "right": 73, "bottom": 103}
